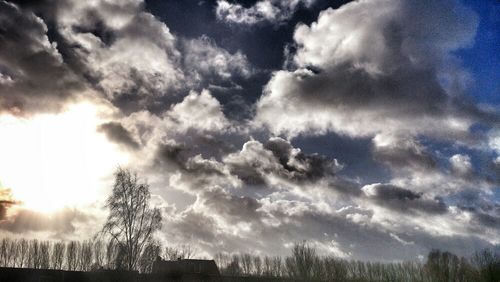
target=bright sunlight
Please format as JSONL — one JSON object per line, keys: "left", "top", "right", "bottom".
{"left": 0, "top": 103, "right": 130, "bottom": 213}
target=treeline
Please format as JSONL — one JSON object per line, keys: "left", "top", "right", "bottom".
{"left": 0, "top": 238, "right": 196, "bottom": 274}
{"left": 0, "top": 238, "right": 499, "bottom": 281}
{"left": 214, "top": 242, "right": 500, "bottom": 282}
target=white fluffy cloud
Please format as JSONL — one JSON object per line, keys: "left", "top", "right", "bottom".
{"left": 181, "top": 36, "right": 253, "bottom": 84}
{"left": 55, "top": 0, "right": 183, "bottom": 101}
{"left": 450, "top": 154, "right": 473, "bottom": 176}
{"left": 216, "top": 0, "right": 316, "bottom": 25}
{"left": 166, "top": 90, "right": 232, "bottom": 133}
{"left": 255, "top": 0, "right": 482, "bottom": 139}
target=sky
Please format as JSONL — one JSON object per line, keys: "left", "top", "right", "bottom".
{"left": 0, "top": 0, "right": 499, "bottom": 261}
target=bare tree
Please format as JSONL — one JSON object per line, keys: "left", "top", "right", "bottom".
{"left": 0, "top": 238, "right": 9, "bottom": 267}
{"left": 105, "top": 240, "right": 120, "bottom": 269}
{"left": 323, "top": 257, "right": 348, "bottom": 281}
{"left": 138, "top": 241, "right": 161, "bottom": 273}
{"left": 93, "top": 240, "right": 104, "bottom": 269}
{"left": 240, "top": 253, "right": 252, "bottom": 275}
{"left": 214, "top": 252, "right": 231, "bottom": 272}
{"left": 79, "top": 240, "right": 93, "bottom": 271}
{"left": 426, "top": 249, "right": 462, "bottom": 282}
{"left": 263, "top": 256, "right": 272, "bottom": 276}
{"left": 66, "top": 241, "right": 78, "bottom": 271}
{"left": 10, "top": 239, "right": 20, "bottom": 267}
{"left": 253, "top": 255, "right": 262, "bottom": 276}
{"left": 225, "top": 255, "right": 242, "bottom": 276}
{"left": 101, "top": 168, "right": 162, "bottom": 271}
{"left": 271, "top": 256, "right": 283, "bottom": 277}
{"left": 51, "top": 242, "right": 65, "bottom": 270}
{"left": 288, "top": 241, "right": 317, "bottom": 280}
{"left": 471, "top": 248, "right": 500, "bottom": 282}
{"left": 17, "top": 238, "right": 28, "bottom": 268}
{"left": 39, "top": 241, "right": 51, "bottom": 269}
{"left": 164, "top": 244, "right": 197, "bottom": 260}
{"left": 27, "top": 239, "right": 40, "bottom": 269}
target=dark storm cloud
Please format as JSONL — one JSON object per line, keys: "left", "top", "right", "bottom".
{"left": 98, "top": 121, "right": 140, "bottom": 150}
{"left": 0, "top": 1, "right": 85, "bottom": 115}
{"left": 155, "top": 142, "right": 190, "bottom": 171}
{"left": 362, "top": 183, "right": 448, "bottom": 214}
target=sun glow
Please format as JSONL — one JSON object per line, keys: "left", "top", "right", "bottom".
{"left": 0, "top": 103, "right": 130, "bottom": 213}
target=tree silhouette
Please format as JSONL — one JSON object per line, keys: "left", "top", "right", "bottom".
{"left": 101, "top": 168, "right": 162, "bottom": 271}
{"left": 287, "top": 241, "right": 316, "bottom": 280}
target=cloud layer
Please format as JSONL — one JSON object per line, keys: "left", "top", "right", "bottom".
{"left": 0, "top": 0, "right": 498, "bottom": 261}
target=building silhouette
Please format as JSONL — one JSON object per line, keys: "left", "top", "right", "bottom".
{"left": 152, "top": 257, "right": 222, "bottom": 282}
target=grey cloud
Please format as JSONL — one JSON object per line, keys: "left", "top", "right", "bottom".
{"left": 362, "top": 183, "right": 448, "bottom": 214}
{"left": 98, "top": 121, "right": 140, "bottom": 150}
{"left": 372, "top": 135, "right": 437, "bottom": 171}
{"left": 224, "top": 138, "right": 341, "bottom": 187}
{"left": 0, "top": 1, "right": 86, "bottom": 115}
{"left": 153, "top": 136, "right": 342, "bottom": 192}
{"left": 155, "top": 142, "right": 191, "bottom": 171}
{"left": 56, "top": 0, "right": 255, "bottom": 114}
{"left": 265, "top": 200, "right": 493, "bottom": 260}
{"left": 264, "top": 137, "right": 341, "bottom": 181}
{"left": 473, "top": 211, "right": 500, "bottom": 229}
{"left": 256, "top": 62, "right": 482, "bottom": 139}
{"left": 167, "top": 209, "right": 219, "bottom": 243}
{"left": 147, "top": 135, "right": 497, "bottom": 260}
{"left": 160, "top": 187, "right": 494, "bottom": 260}
{"left": 0, "top": 208, "right": 91, "bottom": 236}
{"left": 153, "top": 142, "right": 228, "bottom": 195}
{"left": 453, "top": 190, "right": 500, "bottom": 230}
{"left": 2, "top": 0, "right": 256, "bottom": 116}
{"left": 199, "top": 187, "right": 262, "bottom": 224}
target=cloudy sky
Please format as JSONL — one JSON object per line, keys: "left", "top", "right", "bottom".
{"left": 0, "top": 0, "right": 499, "bottom": 261}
